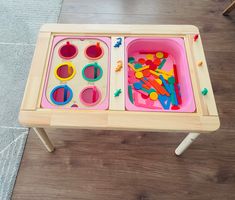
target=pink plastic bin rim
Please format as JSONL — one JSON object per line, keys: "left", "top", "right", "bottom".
{"left": 41, "top": 36, "right": 111, "bottom": 110}
{"left": 125, "top": 37, "right": 196, "bottom": 113}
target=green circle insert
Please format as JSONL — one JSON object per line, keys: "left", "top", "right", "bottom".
{"left": 82, "top": 62, "right": 103, "bottom": 82}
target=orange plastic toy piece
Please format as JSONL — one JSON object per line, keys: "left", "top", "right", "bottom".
{"left": 197, "top": 61, "right": 203, "bottom": 66}
{"left": 142, "top": 84, "right": 150, "bottom": 90}
{"left": 148, "top": 79, "right": 170, "bottom": 96}
{"left": 115, "top": 60, "right": 123, "bottom": 72}
{"left": 140, "top": 78, "right": 152, "bottom": 88}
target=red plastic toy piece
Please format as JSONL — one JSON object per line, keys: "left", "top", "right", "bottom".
{"left": 138, "top": 58, "right": 146, "bottom": 64}
{"left": 148, "top": 79, "right": 170, "bottom": 96}
{"left": 145, "top": 60, "right": 153, "bottom": 65}
{"left": 173, "top": 64, "right": 179, "bottom": 84}
{"left": 194, "top": 34, "right": 199, "bottom": 42}
{"left": 142, "top": 69, "right": 151, "bottom": 77}
{"left": 163, "top": 52, "right": 169, "bottom": 58}
{"left": 171, "top": 105, "right": 180, "bottom": 110}
{"left": 153, "top": 58, "right": 161, "bottom": 66}
{"left": 149, "top": 63, "right": 157, "bottom": 71}
{"left": 141, "top": 93, "right": 149, "bottom": 99}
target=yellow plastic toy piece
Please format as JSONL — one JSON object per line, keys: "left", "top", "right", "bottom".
{"left": 156, "top": 78, "right": 162, "bottom": 85}
{"left": 149, "top": 70, "right": 159, "bottom": 76}
{"left": 135, "top": 71, "right": 143, "bottom": 79}
{"left": 136, "top": 65, "right": 149, "bottom": 72}
{"left": 156, "top": 52, "right": 164, "bottom": 59}
{"left": 54, "top": 62, "right": 76, "bottom": 82}
{"left": 128, "top": 63, "right": 136, "bottom": 72}
{"left": 155, "top": 69, "right": 173, "bottom": 76}
{"left": 150, "top": 70, "right": 170, "bottom": 80}
{"left": 149, "top": 92, "right": 158, "bottom": 101}
{"left": 146, "top": 54, "right": 154, "bottom": 60}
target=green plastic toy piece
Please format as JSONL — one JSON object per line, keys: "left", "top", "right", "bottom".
{"left": 128, "top": 57, "right": 135, "bottom": 64}
{"left": 134, "top": 63, "right": 142, "bottom": 69}
{"left": 158, "top": 58, "right": 166, "bottom": 69}
{"left": 201, "top": 88, "right": 208, "bottom": 96}
{"left": 114, "top": 89, "right": 122, "bottom": 97}
{"left": 128, "top": 85, "right": 134, "bottom": 103}
{"left": 168, "top": 76, "right": 175, "bottom": 84}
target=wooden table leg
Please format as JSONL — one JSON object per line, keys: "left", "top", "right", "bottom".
{"left": 32, "top": 128, "right": 55, "bottom": 152}
{"left": 223, "top": 1, "right": 235, "bottom": 15}
{"left": 175, "top": 132, "right": 200, "bottom": 156}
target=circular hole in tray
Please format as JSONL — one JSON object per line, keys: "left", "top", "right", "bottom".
{"left": 79, "top": 86, "right": 101, "bottom": 106}
{"left": 54, "top": 62, "right": 76, "bottom": 81}
{"left": 50, "top": 85, "right": 73, "bottom": 106}
{"left": 85, "top": 43, "right": 104, "bottom": 60}
{"left": 82, "top": 63, "right": 103, "bottom": 82}
{"left": 58, "top": 41, "right": 78, "bottom": 59}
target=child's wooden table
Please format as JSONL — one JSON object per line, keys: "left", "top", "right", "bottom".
{"left": 19, "top": 24, "right": 220, "bottom": 155}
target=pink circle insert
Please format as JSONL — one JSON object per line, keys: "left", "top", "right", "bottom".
{"left": 79, "top": 86, "right": 101, "bottom": 106}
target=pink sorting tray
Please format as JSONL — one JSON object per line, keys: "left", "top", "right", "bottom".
{"left": 41, "top": 36, "right": 111, "bottom": 110}
{"left": 125, "top": 37, "right": 196, "bottom": 112}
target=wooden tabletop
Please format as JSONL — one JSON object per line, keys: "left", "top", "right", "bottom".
{"left": 19, "top": 24, "right": 220, "bottom": 133}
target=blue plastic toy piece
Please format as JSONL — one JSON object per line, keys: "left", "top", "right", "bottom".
{"left": 63, "top": 85, "right": 68, "bottom": 102}
{"left": 133, "top": 82, "right": 142, "bottom": 90}
{"left": 114, "top": 37, "right": 122, "bottom": 48}
{"left": 158, "top": 94, "right": 171, "bottom": 110}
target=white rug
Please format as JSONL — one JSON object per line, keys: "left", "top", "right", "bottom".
{"left": 0, "top": 0, "right": 63, "bottom": 199}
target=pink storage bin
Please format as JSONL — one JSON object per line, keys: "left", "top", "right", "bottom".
{"left": 125, "top": 37, "right": 196, "bottom": 112}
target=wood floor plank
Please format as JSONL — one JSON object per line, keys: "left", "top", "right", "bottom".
{"left": 13, "top": 0, "right": 235, "bottom": 199}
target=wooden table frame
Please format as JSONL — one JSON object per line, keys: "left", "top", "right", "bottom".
{"left": 19, "top": 24, "right": 220, "bottom": 155}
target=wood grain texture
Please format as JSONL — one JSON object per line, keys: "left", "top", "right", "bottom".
{"left": 13, "top": 0, "right": 235, "bottom": 199}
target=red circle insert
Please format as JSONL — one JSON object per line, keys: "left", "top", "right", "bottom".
{"left": 58, "top": 41, "right": 78, "bottom": 59}
{"left": 85, "top": 43, "right": 104, "bottom": 60}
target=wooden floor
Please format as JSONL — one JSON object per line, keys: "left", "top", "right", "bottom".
{"left": 13, "top": 0, "right": 235, "bottom": 199}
